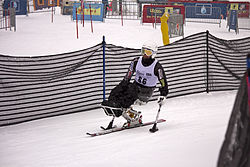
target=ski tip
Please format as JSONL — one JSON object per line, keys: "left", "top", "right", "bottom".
{"left": 158, "top": 119, "right": 166, "bottom": 122}
{"left": 86, "top": 132, "right": 96, "bottom": 137}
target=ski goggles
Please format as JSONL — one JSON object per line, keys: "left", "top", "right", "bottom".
{"left": 141, "top": 48, "right": 154, "bottom": 57}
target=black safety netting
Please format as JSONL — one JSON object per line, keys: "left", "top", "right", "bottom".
{"left": 156, "top": 31, "right": 249, "bottom": 98}
{"left": 0, "top": 44, "right": 104, "bottom": 126}
{"left": 0, "top": 31, "right": 250, "bottom": 126}
{"left": 217, "top": 72, "right": 250, "bottom": 167}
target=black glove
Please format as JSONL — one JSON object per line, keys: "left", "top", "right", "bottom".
{"left": 159, "top": 87, "right": 168, "bottom": 97}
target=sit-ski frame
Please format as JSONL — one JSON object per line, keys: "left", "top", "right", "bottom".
{"left": 101, "top": 104, "right": 141, "bottom": 130}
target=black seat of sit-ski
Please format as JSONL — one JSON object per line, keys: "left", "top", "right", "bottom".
{"left": 101, "top": 100, "right": 120, "bottom": 108}
{"left": 101, "top": 100, "right": 123, "bottom": 117}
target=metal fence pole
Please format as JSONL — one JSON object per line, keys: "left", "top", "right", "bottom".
{"left": 206, "top": 30, "right": 209, "bottom": 93}
{"left": 102, "top": 35, "right": 106, "bottom": 100}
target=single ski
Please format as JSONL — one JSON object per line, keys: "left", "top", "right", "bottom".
{"left": 86, "top": 119, "right": 166, "bottom": 137}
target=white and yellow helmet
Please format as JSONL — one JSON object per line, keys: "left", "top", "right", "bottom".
{"left": 141, "top": 41, "right": 158, "bottom": 58}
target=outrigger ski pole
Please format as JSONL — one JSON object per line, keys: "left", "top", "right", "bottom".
{"left": 149, "top": 97, "right": 164, "bottom": 133}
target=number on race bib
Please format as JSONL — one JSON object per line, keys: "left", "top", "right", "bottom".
{"left": 138, "top": 76, "right": 147, "bottom": 85}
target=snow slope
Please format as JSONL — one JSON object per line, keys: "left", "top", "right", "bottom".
{"left": 0, "top": 91, "right": 236, "bottom": 167}
{"left": 0, "top": 7, "right": 249, "bottom": 167}
{"left": 0, "top": 7, "right": 249, "bottom": 56}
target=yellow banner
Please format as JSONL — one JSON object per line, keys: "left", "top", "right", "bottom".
{"left": 230, "top": 3, "right": 239, "bottom": 10}
{"left": 77, "top": 7, "right": 101, "bottom": 15}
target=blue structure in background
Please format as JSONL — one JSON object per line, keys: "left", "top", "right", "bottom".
{"left": 228, "top": 10, "right": 238, "bottom": 33}
{"left": 176, "top": 2, "right": 228, "bottom": 19}
{"left": 3, "top": 0, "right": 27, "bottom": 15}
